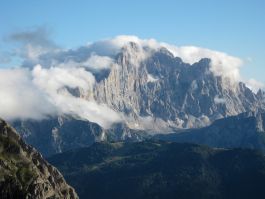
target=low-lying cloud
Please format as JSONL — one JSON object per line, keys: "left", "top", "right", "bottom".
{"left": 0, "top": 68, "right": 57, "bottom": 120}
{"left": 32, "top": 65, "right": 121, "bottom": 127}
{"left": 0, "top": 65, "right": 121, "bottom": 128}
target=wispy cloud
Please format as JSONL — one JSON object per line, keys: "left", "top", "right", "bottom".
{"left": 7, "top": 26, "right": 58, "bottom": 61}
{"left": 0, "top": 68, "right": 57, "bottom": 120}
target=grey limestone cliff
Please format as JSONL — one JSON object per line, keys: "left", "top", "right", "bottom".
{"left": 94, "top": 43, "right": 264, "bottom": 130}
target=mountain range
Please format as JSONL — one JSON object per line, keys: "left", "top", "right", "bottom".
{"left": 1, "top": 38, "right": 265, "bottom": 198}
{"left": 12, "top": 41, "right": 265, "bottom": 156}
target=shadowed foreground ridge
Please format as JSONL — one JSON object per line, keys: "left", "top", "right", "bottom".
{"left": 49, "top": 141, "right": 265, "bottom": 199}
{"left": 0, "top": 119, "right": 78, "bottom": 199}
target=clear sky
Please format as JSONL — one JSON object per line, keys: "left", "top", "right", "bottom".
{"left": 0, "top": 0, "right": 264, "bottom": 83}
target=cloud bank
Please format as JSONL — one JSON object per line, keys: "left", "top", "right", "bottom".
{"left": 0, "top": 68, "right": 56, "bottom": 120}
{"left": 32, "top": 65, "right": 121, "bottom": 127}
{"left": 0, "top": 29, "right": 263, "bottom": 127}
{"left": 0, "top": 65, "right": 121, "bottom": 128}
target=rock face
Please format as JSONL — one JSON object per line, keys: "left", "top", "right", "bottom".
{"left": 94, "top": 43, "right": 264, "bottom": 130}
{"left": 0, "top": 119, "right": 78, "bottom": 199}
{"left": 48, "top": 141, "right": 265, "bottom": 199}
{"left": 12, "top": 116, "right": 148, "bottom": 156}
{"left": 155, "top": 110, "right": 265, "bottom": 152}
{"left": 12, "top": 116, "right": 105, "bottom": 157}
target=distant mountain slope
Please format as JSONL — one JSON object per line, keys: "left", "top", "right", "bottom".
{"left": 48, "top": 141, "right": 265, "bottom": 199}
{"left": 155, "top": 111, "right": 265, "bottom": 152}
{"left": 12, "top": 116, "right": 148, "bottom": 156}
{"left": 0, "top": 119, "right": 78, "bottom": 199}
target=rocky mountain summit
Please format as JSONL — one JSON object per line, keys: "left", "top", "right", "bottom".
{"left": 94, "top": 43, "right": 264, "bottom": 130}
{"left": 0, "top": 119, "right": 78, "bottom": 199}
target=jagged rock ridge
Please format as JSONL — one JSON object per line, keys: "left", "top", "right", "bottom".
{"left": 94, "top": 43, "right": 264, "bottom": 130}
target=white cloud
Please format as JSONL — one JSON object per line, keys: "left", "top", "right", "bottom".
{"left": 83, "top": 54, "right": 114, "bottom": 70}
{"left": 17, "top": 34, "right": 243, "bottom": 83}
{"left": 86, "top": 36, "right": 244, "bottom": 81}
{"left": 32, "top": 65, "right": 122, "bottom": 128}
{"left": 83, "top": 35, "right": 160, "bottom": 67}
{"left": 246, "top": 78, "right": 265, "bottom": 93}
{"left": 214, "top": 96, "right": 226, "bottom": 104}
{"left": 0, "top": 68, "right": 57, "bottom": 120}
{"left": 32, "top": 64, "right": 95, "bottom": 94}
{"left": 54, "top": 54, "right": 115, "bottom": 71}
{"left": 160, "top": 44, "right": 243, "bottom": 82}
{"left": 0, "top": 65, "right": 121, "bottom": 128}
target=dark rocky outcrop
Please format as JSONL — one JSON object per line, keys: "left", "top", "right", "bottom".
{"left": 0, "top": 119, "right": 78, "bottom": 199}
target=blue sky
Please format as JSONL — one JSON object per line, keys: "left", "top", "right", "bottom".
{"left": 0, "top": 0, "right": 264, "bottom": 83}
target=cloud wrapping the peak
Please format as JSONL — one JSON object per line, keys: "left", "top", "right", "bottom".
{"left": 246, "top": 78, "right": 265, "bottom": 93}
{"left": 31, "top": 65, "right": 122, "bottom": 128}
{"left": 0, "top": 64, "right": 121, "bottom": 128}
{"left": 0, "top": 30, "right": 263, "bottom": 127}
{"left": 84, "top": 35, "right": 244, "bottom": 81}
{"left": 17, "top": 34, "right": 243, "bottom": 83}
{"left": 32, "top": 64, "right": 95, "bottom": 94}
{"left": 159, "top": 44, "right": 243, "bottom": 81}
{"left": 54, "top": 54, "right": 115, "bottom": 71}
